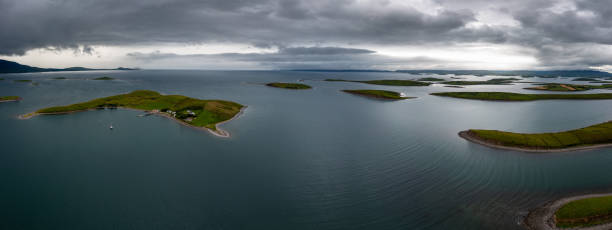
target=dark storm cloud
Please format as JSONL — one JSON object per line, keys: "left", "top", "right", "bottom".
{"left": 0, "top": 0, "right": 474, "bottom": 55}
{"left": 126, "top": 47, "right": 441, "bottom": 70}
{"left": 3, "top": 0, "right": 612, "bottom": 69}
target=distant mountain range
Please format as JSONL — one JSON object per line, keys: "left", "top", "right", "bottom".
{"left": 0, "top": 59, "right": 139, "bottom": 74}
{"left": 293, "top": 69, "right": 612, "bottom": 78}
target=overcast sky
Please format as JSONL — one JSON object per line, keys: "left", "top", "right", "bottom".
{"left": 1, "top": 0, "right": 612, "bottom": 70}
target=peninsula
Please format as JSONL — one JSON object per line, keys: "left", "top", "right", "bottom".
{"left": 325, "top": 79, "right": 431, "bottom": 86}
{"left": 459, "top": 121, "right": 612, "bottom": 152}
{"left": 342, "top": 89, "right": 414, "bottom": 100}
{"left": 431, "top": 92, "right": 612, "bottom": 101}
{"left": 266, "top": 82, "right": 312, "bottom": 89}
{"left": 524, "top": 193, "right": 612, "bottom": 229}
{"left": 19, "top": 90, "right": 244, "bottom": 137}
{"left": 0, "top": 96, "right": 22, "bottom": 102}
{"left": 525, "top": 83, "right": 612, "bottom": 91}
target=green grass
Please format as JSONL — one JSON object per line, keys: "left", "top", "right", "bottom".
{"left": 418, "top": 77, "right": 445, "bottom": 81}
{"left": 441, "top": 78, "right": 519, "bottom": 85}
{"left": 325, "top": 79, "right": 431, "bottom": 86}
{"left": 342, "top": 89, "right": 414, "bottom": 100}
{"left": 266, "top": 82, "right": 312, "bottom": 89}
{"left": 14, "top": 79, "right": 32, "bottom": 83}
{"left": 467, "top": 121, "right": 612, "bottom": 149}
{"left": 93, "top": 76, "right": 114, "bottom": 80}
{"left": 431, "top": 92, "right": 612, "bottom": 101}
{"left": 35, "top": 90, "right": 243, "bottom": 129}
{"left": 555, "top": 196, "right": 612, "bottom": 228}
{"left": 0, "top": 96, "right": 21, "bottom": 101}
{"left": 52, "top": 77, "right": 67, "bottom": 80}
{"left": 525, "top": 83, "right": 612, "bottom": 91}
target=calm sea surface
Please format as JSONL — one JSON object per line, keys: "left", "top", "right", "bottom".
{"left": 2, "top": 70, "right": 612, "bottom": 229}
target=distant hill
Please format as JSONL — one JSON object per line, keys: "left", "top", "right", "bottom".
{"left": 0, "top": 59, "right": 140, "bottom": 74}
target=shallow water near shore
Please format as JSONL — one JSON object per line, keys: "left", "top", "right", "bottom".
{"left": 2, "top": 70, "right": 612, "bottom": 229}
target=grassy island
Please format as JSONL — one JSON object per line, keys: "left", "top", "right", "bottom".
{"left": 417, "top": 77, "right": 445, "bottom": 81}
{"left": 52, "top": 77, "right": 67, "bottom": 80}
{"left": 266, "top": 82, "right": 312, "bottom": 89}
{"left": 441, "top": 78, "right": 519, "bottom": 86}
{"left": 0, "top": 96, "right": 22, "bottom": 102}
{"left": 93, "top": 76, "right": 115, "bottom": 80}
{"left": 572, "top": 77, "right": 599, "bottom": 81}
{"left": 459, "top": 121, "right": 612, "bottom": 152}
{"left": 554, "top": 195, "right": 612, "bottom": 228}
{"left": 325, "top": 79, "right": 431, "bottom": 86}
{"left": 14, "top": 79, "right": 32, "bottom": 83}
{"left": 431, "top": 92, "right": 612, "bottom": 101}
{"left": 525, "top": 83, "right": 612, "bottom": 91}
{"left": 20, "top": 90, "right": 244, "bottom": 137}
{"left": 342, "top": 89, "right": 414, "bottom": 100}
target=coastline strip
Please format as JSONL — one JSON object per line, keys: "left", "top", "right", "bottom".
{"left": 524, "top": 193, "right": 612, "bottom": 230}
{"left": 458, "top": 131, "right": 612, "bottom": 153}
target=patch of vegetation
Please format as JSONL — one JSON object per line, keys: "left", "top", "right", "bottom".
{"left": 555, "top": 196, "right": 612, "bottom": 228}
{"left": 35, "top": 90, "right": 243, "bottom": 130}
{"left": 52, "top": 77, "right": 67, "bottom": 80}
{"left": 266, "top": 82, "right": 312, "bottom": 89}
{"left": 342, "top": 89, "right": 414, "bottom": 100}
{"left": 525, "top": 83, "right": 612, "bottom": 91}
{"left": 431, "top": 92, "right": 612, "bottom": 101}
{"left": 0, "top": 96, "right": 21, "bottom": 102}
{"left": 93, "top": 76, "right": 115, "bottom": 80}
{"left": 572, "top": 77, "right": 599, "bottom": 81}
{"left": 417, "top": 77, "right": 445, "bottom": 81}
{"left": 14, "top": 79, "right": 32, "bottom": 83}
{"left": 441, "top": 78, "right": 520, "bottom": 85}
{"left": 467, "top": 121, "right": 612, "bottom": 149}
{"left": 325, "top": 79, "right": 431, "bottom": 86}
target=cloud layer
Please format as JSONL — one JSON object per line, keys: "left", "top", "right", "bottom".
{"left": 1, "top": 0, "right": 612, "bottom": 69}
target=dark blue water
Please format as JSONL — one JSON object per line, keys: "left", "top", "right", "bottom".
{"left": 2, "top": 70, "right": 612, "bottom": 229}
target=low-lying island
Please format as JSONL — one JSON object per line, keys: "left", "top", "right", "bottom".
{"left": 459, "top": 121, "right": 612, "bottom": 153}
{"left": 524, "top": 193, "right": 612, "bottom": 229}
{"left": 19, "top": 90, "right": 245, "bottom": 137}
{"left": 0, "top": 96, "right": 22, "bottom": 102}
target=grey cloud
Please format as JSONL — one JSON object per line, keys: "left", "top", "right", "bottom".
{"left": 0, "top": 0, "right": 475, "bottom": 55}
{"left": 3, "top": 0, "right": 612, "bottom": 69}
{"left": 126, "top": 46, "right": 441, "bottom": 70}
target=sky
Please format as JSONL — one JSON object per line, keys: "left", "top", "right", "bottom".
{"left": 1, "top": 0, "right": 612, "bottom": 70}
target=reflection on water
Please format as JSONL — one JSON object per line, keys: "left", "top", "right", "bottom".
{"left": 1, "top": 70, "right": 612, "bottom": 229}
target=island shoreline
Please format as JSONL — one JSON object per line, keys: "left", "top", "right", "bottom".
{"left": 18, "top": 106, "right": 247, "bottom": 138}
{"left": 523, "top": 193, "right": 612, "bottom": 230}
{"left": 458, "top": 130, "right": 612, "bottom": 153}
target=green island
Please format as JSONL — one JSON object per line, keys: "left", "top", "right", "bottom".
{"left": 459, "top": 121, "right": 612, "bottom": 152}
{"left": 555, "top": 195, "right": 612, "bottom": 228}
{"left": 52, "top": 77, "right": 67, "bottom": 80}
{"left": 325, "top": 79, "right": 431, "bottom": 86}
{"left": 14, "top": 79, "right": 32, "bottom": 83}
{"left": 572, "top": 77, "right": 599, "bottom": 81}
{"left": 525, "top": 83, "right": 612, "bottom": 91}
{"left": 417, "top": 77, "right": 445, "bottom": 81}
{"left": 0, "top": 96, "right": 22, "bottom": 102}
{"left": 441, "top": 78, "right": 519, "bottom": 86}
{"left": 342, "top": 89, "right": 414, "bottom": 100}
{"left": 265, "top": 82, "right": 312, "bottom": 89}
{"left": 431, "top": 92, "right": 612, "bottom": 101}
{"left": 93, "top": 76, "right": 115, "bottom": 80}
{"left": 19, "top": 90, "right": 245, "bottom": 137}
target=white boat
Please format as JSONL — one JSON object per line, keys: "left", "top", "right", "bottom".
{"left": 110, "top": 124, "right": 113, "bottom": 129}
